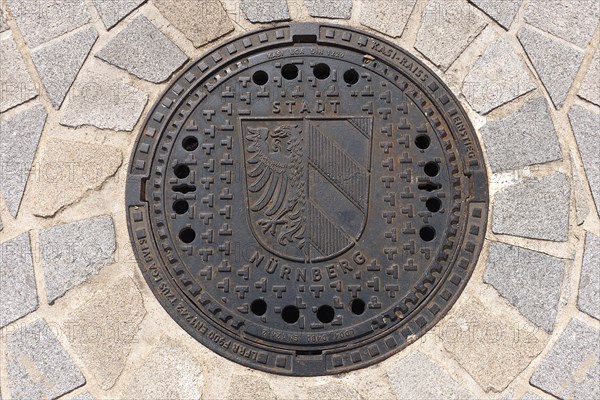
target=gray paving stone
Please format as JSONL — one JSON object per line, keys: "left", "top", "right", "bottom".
{"left": 579, "top": 48, "right": 600, "bottom": 107}
{"left": 531, "top": 319, "right": 600, "bottom": 399}
{"left": 5, "top": 319, "right": 86, "bottom": 400}
{"left": 518, "top": 26, "right": 585, "bottom": 109}
{"left": 0, "top": 217, "right": 3, "bottom": 231}
{"left": 59, "top": 69, "right": 148, "bottom": 131}
{"left": 7, "top": 0, "right": 90, "bottom": 48}
{"left": 93, "top": 0, "right": 146, "bottom": 30}
{"left": 240, "top": 0, "right": 290, "bottom": 23}
{"left": 96, "top": 16, "right": 187, "bottom": 83}
{"left": 480, "top": 98, "right": 561, "bottom": 172}
{"left": 0, "top": 9, "right": 8, "bottom": 32}
{"left": 470, "top": 0, "right": 522, "bottom": 29}
{"left": 578, "top": 233, "right": 599, "bottom": 320}
{"left": 493, "top": 173, "right": 570, "bottom": 241}
{"left": 154, "top": 0, "right": 234, "bottom": 47}
{"left": 39, "top": 215, "right": 116, "bottom": 303}
{"left": 485, "top": 242, "right": 565, "bottom": 333}
{"left": 360, "top": 0, "right": 416, "bottom": 38}
{"left": 524, "top": 0, "right": 600, "bottom": 49}
{"left": 388, "top": 352, "right": 474, "bottom": 399}
{"left": 0, "top": 34, "right": 37, "bottom": 112}
{"left": 0, "top": 104, "right": 47, "bottom": 217}
{"left": 31, "top": 27, "right": 98, "bottom": 109}
{"left": 415, "top": 0, "right": 487, "bottom": 71}
{"left": 306, "top": 0, "right": 352, "bottom": 19}
{"left": 463, "top": 38, "right": 536, "bottom": 114}
{"left": 0, "top": 232, "right": 38, "bottom": 328}
{"left": 569, "top": 105, "right": 600, "bottom": 214}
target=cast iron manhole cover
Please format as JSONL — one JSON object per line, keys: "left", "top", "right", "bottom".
{"left": 126, "top": 23, "right": 488, "bottom": 375}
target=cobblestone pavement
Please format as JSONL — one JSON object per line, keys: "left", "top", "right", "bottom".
{"left": 0, "top": 0, "right": 599, "bottom": 399}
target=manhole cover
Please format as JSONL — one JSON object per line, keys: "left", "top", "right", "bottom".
{"left": 126, "top": 23, "right": 488, "bottom": 375}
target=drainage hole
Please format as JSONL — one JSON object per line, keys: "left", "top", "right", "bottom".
{"left": 313, "top": 63, "right": 331, "bottom": 80}
{"left": 415, "top": 134, "right": 431, "bottom": 150}
{"left": 350, "top": 299, "right": 366, "bottom": 315}
{"left": 282, "top": 305, "right": 300, "bottom": 324}
{"left": 343, "top": 69, "right": 360, "bottom": 85}
{"left": 250, "top": 299, "right": 267, "bottom": 316}
{"left": 182, "top": 136, "right": 199, "bottom": 151}
{"left": 426, "top": 197, "right": 442, "bottom": 213}
{"left": 418, "top": 182, "right": 441, "bottom": 192}
{"left": 420, "top": 226, "right": 436, "bottom": 242}
{"left": 281, "top": 63, "right": 299, "bottom": 80}
{"left": 172, "top": 199, "right": 189, "bottom": 214}
{"left": 424, "top": 162, "right": 439, "bottom": 177}
{"left": 252, "top": 70, "right": 269, "bottom": 85}
{"left": 174, "top": 164, "right": 190, "bottom": 179}
{"left": 172, "top": 184, "right": 196, "bottom": 194}
{"left": 316, "top": 305, "right": 335, "bottom": 323}
{"left": 179, "top": 227, "right": 196, "bottom": 244}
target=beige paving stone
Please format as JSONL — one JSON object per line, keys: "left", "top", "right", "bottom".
{"left": 153, "top": 0, "right": 234, "bottom": 47}
{"left": 360, "top": 0, "right": 417, "bottom": 38}
{"left": 117, "top": 336, "right": 203, "bottom": 399}
{"left": 0, "top": 34, "right": 37, "bottom": 112}
{"left": 226, "top": 374, "right": 276, "bottom": 400}
{"left": 306, "top": 382, "right": 364, "bottom": 399}
{"left": 415, "top": 0, "right": 487, "bottom": 71}
{"left": 65, "top": 278, "right": 146, "bottom": 390}
{"left": 439, "top": 295, "right": 546, "bottom": 392}
{"left": 28, "top": 138, "right": 122, "bottom": 217}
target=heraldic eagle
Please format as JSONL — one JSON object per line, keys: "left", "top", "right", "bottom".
{"left": 245, "top": 125, "right": 306, "bottom": 250}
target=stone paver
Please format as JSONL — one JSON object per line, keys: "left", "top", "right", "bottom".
{"left": 578, "top": 233, "right": 600, "bottom": 320}
{"left": 0, "top": 104, "right": 47, "bottom": 217}
{"left": 360, "top": 0, "right": 416, "bottom": 38}
{"left": 154, "top": 0, "right": 234, "bottom": 47}
{"left": 569, "top": 105, "right": 600, "bottom": 213}
{"left": 60, "top": 69, "right": 148, "bottom": 131}
{"left": 524, "top": 0, "right": 600, "bottom": 49}
{"left": 573, "top": 157, "right": 591, "bottom": 225}
{"left": 227, "top": 375, "right": 276, "bottom": 400}
{"left": 469, "top": 0, "right": 522, "bottom": 29}
{"left": 485, "top": 242, "right": 565, "bottom": 332}
{"left": 5, "top": 319, "right": 86, "bottom": 400}
{"left": 493, "top": 173, "right": 570, "bottom": 241}
{"left": 306, "top": 0, "right": 352, "bottom": 19}
{"left": 521, "top": 393, "right": 546, "bottom": 400}
{"left": 305, "top": 383, "right": 362, "bottom": 400}
{"left": 0, "top": 34, "right": 37, "bottom": 112}
{"left": 119, "top": 337, "right": 203, "bottom": 399}
{"left": 579, "top": 48, "right": 600, "bottom": 106}
{"left": 0, "top": 9, "right": 8, "bottom": 32}
{"left": 463, "top": 38, "right": 536, "bottom": 114}
{"left": 66, "top": 278, "right": 146, "bottom": 390}
{"left": 240, "top": 0, "right": 290, "bottom": 23}
{"left": 531, "top": 319, "right": 600, "bottom": 399}
{"left": 39, "top": 215, "right": 116, "bottom": 303}
{"left": 93, "top": 0, "right": 146, "bottom": 30}
{"left": 388, "top": 352, "right": 474, "bottom": 399}
{"left": 69, "top": 393, "right": 96, "bottom": 400}
{"left": 480, "top": 97, "right": 561, "bottom": 172}
{"left": 31, "top": 27, "right": 98, "bottom": 109}
{"left": 440, "top": 296, "right": 546, "bottom": 392}
{"left": 96, "top": 16, "right": 187, "bottom": 83}
{"left": 29, "top": 138, "right": 122, "bottom": 217}
{"left": 518, "top": 26, "right": 585, "bottom": 109}
{"left": 0, "top": 217, "right": 3, "bottom": 231}
{"left": 415, "top": 0, "right": 487, "bottom": 71}
{"left": 0, "top": 232, "right": 38, "bottom": 328}
{"left": 7, "top": 0, "right": 90, "bottom": 48}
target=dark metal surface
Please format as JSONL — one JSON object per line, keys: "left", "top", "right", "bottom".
{"left": 126, "top": 23, "right": 489, "bottom": 376}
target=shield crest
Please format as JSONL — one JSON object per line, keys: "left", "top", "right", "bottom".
{"left": 241, "top": 117, "right": 373, "bottom": 262}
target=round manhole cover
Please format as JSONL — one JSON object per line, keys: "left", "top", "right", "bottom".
{"left": 126, "top": 23, "right": 488, "bottom": 376}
